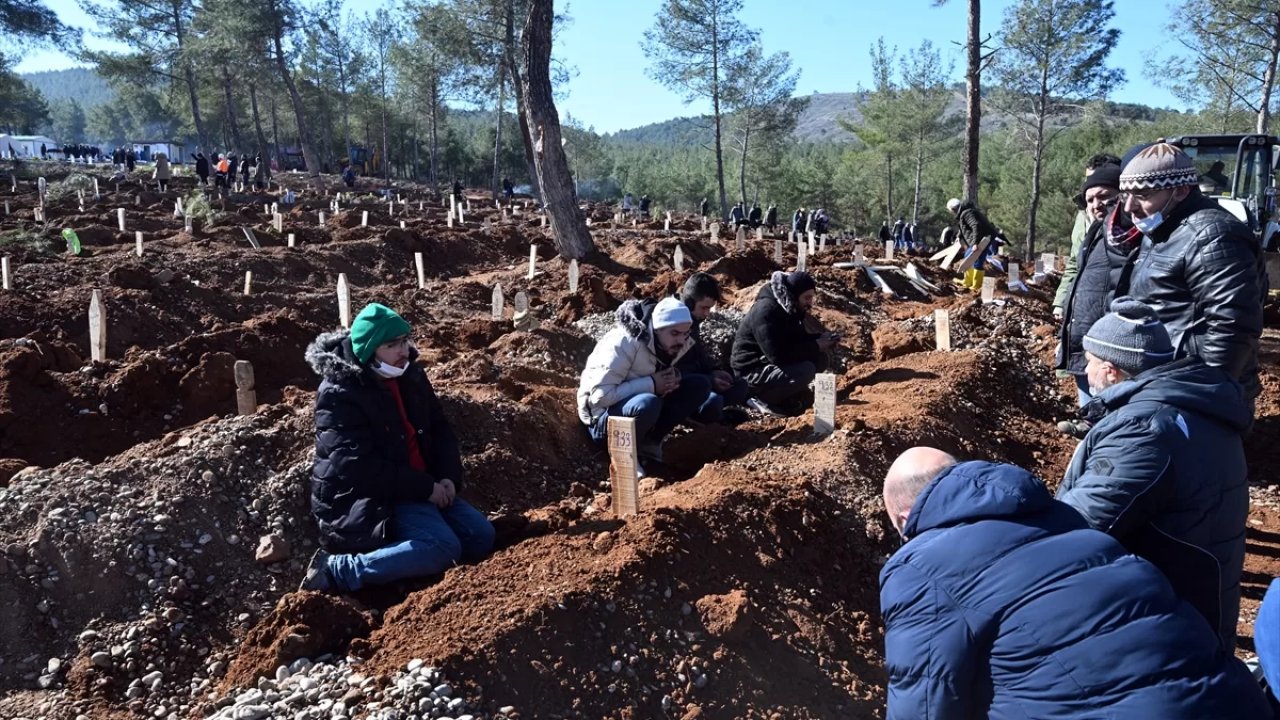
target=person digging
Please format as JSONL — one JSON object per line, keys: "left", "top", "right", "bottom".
{"left": 300, "top": 303, "right": 495, "bottom": 593}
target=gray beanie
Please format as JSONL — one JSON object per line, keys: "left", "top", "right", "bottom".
{"left": 1119, "top": 142, "right": 1199, "bottom": 191}
{"left": 1083, "top": 298, "right": 1175, "bottom": 375}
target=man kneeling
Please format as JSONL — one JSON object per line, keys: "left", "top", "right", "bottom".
{"left": 578, "top": 297, "right": 720, "bottom": 473}
{"left": 300, "top": 303, "right": 495, "bottom": 593}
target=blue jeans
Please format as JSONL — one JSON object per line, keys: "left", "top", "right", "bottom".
{"left": 1075, "top": 374, "right": 1092, "bottom": 407}
{"left": 687, "top": 374, "right": 749, "bottom": 409}
{"left": 589, "top": 373, "right": 715, "bottom": 443}
{"left": 327, "top": 501, "right": 495, "bottom": 592}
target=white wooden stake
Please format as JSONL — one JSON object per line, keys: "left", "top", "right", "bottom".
{"left": 528, "top": 244, "right": 537, "bottom": 279}
{"left": 674, "top": 245, "right": 685, "bottom": 272}
{"left": 981, "top": 276, "right": 996, "bottom": 303}
{"left": 134, "top": 231, "right": 143, "bottom": 257}
{"left": 3, "top": 201, "right": 8, "bottom": 215}
{"left": 93, "top": 178, "right": 100, "bottom": 198}
{"left": 1009, "top": 262, "right": 1021, "bottom": 285}
{"left": 797, "top": 239, "right": 808, "bottom": 272}
{"left": 400, "top": 220, "right": 406, "bottom": 229}
{"left": 608, "top": 416, "right": 640, "bottom": 518}
{"left": 234, "top": 360, "right": 256, "bottom": 416}
{"left": 710, "top": 222, "right": 720, "bottom": 242}
{"left": 736, "top": 225, "right": 746, "bottom": 251}
{"left": 319, "top": 211, "right": 326, "bottom": 226}
{"left": 814, "top": 372, "right": 836, "bottom": 436}
{"left": 117, "top": 208, "right": 126, "bottom": 232}
{"left": 935, "top": 309, "right": 952, "bottom": 351}
{"left": 185, "top": 215, "right": 193, "bottom": 233}
{"left": 415, "top": 252, "right": 426, "bottom": 289}
{"left": 175, "top": 198, "right": 183, "bottom": 217}
{"left": 243, "top": 271, "right": 253, "bottom": 295}
{"left": 808, "top": 231, "right": 817, "bottom": 255}
{"left": 756, "top": 227, "right": 764, "bottom": 242}
{"left": 361, "top": 210, "right": 368, "bottom": 227}
{"left": 492, "top": 284, "right": 504, "bottom": 321}
{"left": 774, "top": 236, "right": 783, "bottom": 264}
{"left": 287, "top": 233, "right": 296, "bottom": 248}
{"left": 855, "top": 243, "right": 865, "bottom": 265}
{"left": 274, "top": 213, "right": 283, "bottom": 233}
{"left": 1, "top": 257, "right": 9, "bottom": 291}
{"left": 885, "top": 240, "right": 894, "bottom": 261}
{"left": 569, "top": 259, "right": 579, "bottom": 294}
{"left": 337, "top": 273, "right": 351, "bottom": 328}
{"left": 88, "top": 290, "right": 106, "bottom": 362}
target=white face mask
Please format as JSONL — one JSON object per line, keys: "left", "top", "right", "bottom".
{"left": 371, "top": 360, "right": 407, "bottom": 379}
{"left": 1133, "top": 212, "right": 1164, "bottom": 234}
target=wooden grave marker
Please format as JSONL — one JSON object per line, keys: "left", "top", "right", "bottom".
{"left": 37, "top": 177, "right": 46, "bottom": 206}
{"left": 243, "top": 271, "right": 253, "bottom": 295}
{"left": 884, "top": 240, "right": 894, "bottom": 261}
{"left": 415, "top": 253, "right": 426, "bottom": 289}
{"left": 797, "top": 239, "right": 808, "bottom": 272}
{"left": 1, "top": 257, "right": 9, "bottom": 291}
{"left": 241, "top": 227, "right": 261, "bottom": 250}
{"left": 234, "top": 360, "right": 257, "bottom": 415}
{"left": 93, "top": 178, "right": 99, "bottom": 198}
{"left": 855, "top": 243, "right": 865, "bottom": 265}
{"left": 607, "top": 416, "right": 641, "bottom": 518}
{"left": 701, "top": 217, "right": 708, "bottom": 232}
{"left": 491, "top": 283, "right": 504, "bottom": 321}
{"left": 337, "top": 273, "right": 351, "bottom": 328}
{"left": 808, "top": 231, "right": 817, "bottom": 255}
{"left": 954, "top": 236, "right": 992, "bottom": 273}
{"left": 447, "top": 212, "right": 454, "bottom": 228}
{"left": 813, "top": 372, "right": 836, "bottom": 436}
{"left": 1040, "top": 252, "right": 1056, "bottom": 273}
{"left": 117, "top": 208, "right": 126, "bottom": 232}
{"left": 569, "top": 259, "right": 579, "bottom": 294}
{"left": 935, "top": 309, "right": 951, "bottom": 351}
{"left": 710, "top": 222, "right": 720, "bottom": 242}
{"left": 674, "top": 245, "right": 685, "bottom": 272}
{"left": 89, "top": 290, "right": 106, "bottom": 362}
{"left": 400, "top": 220, "right": 406, "bottom": 229}
{"left": 757, "top": 227, "right": 764, "bottom": 242}
{"left": 135, "top": 231, "right": 143, "bottom": 257}
{"left": 774, "top": 235, "right": 783, "bottom": 264}
{"left": 3, "top": 201, "right": 8, "bottom": 215}
{"left": 528, "top": 244, "right": 538, "bottom": 279}
{"left": 736, "top": 225, "right": 746, "bottom": 250}
{"left": 184, "top": 215, "right": 193, "bottom": 233}
{"left": 981, "top": 276, "right": 997, "bottom": 303}
{"left": 361, "top": 210, "right": 368, "bottom": 227}
{"left": 175, "top": 198, "right": 183, "bottom": 218}
{"left": 1009, "top": 262, "right": 1021, "bottom": 286}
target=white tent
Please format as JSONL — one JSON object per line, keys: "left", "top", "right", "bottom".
{"left": 1, "top": 134, "right": 58, "bottom": 159}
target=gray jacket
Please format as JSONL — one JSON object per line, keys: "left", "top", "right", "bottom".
{"left": 1127, "top": 193, "right": 1263, "bottom": 401}
{"left": 1057, "top": 358, "right": 1251, "bottom": 650}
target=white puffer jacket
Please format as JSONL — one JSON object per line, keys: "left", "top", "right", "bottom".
{"left": 577, "top": 299, "right": 694, "bottom": 425}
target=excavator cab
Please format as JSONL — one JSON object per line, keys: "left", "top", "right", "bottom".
{"left": 1165, "top": 134, "right": 1280, "bottom": 249}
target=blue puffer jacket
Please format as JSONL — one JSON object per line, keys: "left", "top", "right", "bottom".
{"left": 305, "top": 330, "right": 463, "bottom": 554}
{"left": 1057, "top": 357, "right": 1251, "bottom": 651}
{"left": 881, "top": 461, "right": 1268, "bottom": 720}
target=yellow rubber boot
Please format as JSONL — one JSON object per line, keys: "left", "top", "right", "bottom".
{"left": 960, "top": 269, "right": 975, "bottom": 289}
{"left": 972, "top": 269, "right": 985, "bottom": 290}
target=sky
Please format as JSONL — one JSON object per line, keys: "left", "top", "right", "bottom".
{"left": 13, "top": 0, "right": 1186, "bottom": 134}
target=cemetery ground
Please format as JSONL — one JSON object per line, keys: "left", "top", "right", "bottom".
{"left": 1, "top": 165, "right": 1279, "bottom": 720}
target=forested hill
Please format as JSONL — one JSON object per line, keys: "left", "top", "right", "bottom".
{"left": 21, "top": 67, "right": 115, "bottom": 108}
{"left": 607, "top": 90, "right": 1177, "bottom": 146}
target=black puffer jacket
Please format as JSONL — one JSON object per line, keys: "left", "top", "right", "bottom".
{"left": 955, "top": 200, "right": 999, "bottom": 246}
{"left": 305, "top": 330, "right": 463, "bottom": 554}
{"left": 730, "top": 272, "right": 822, "bottom": 375}
{"left": 1057, "top": 358, "right": 1251, "bottom": 650}
{"left": 1128, "top": 193, "right": 1264, "bottom": 400}
{"left": 1056, "top": 219, "right": 1139, "bottom": 373}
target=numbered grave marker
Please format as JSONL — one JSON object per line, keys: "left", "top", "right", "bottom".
{"left": 797, "top": 239, "right": 808, "bottom": 272}
{"left": 415, "top": 252, "right": 426, "bottom": 289}
{"left": 710, "top": 222, "right": 720, "bottom": 242}
{"left": 287, "top": 233, "right": 296, "bottom": 248}
{"left": 814, "top": 372, "right": 836, "bottom": 436}
{"left": 1009, "top": 262, "right": 1021, "bottom": 285}
{"left": 774, "top": 235, "right": 783, "bottom": 265}
{"left": 981, "top": 276, "right": 997, "bottom": 303}
{"left": 607, "top": 416, "right": 641, "bottom": 518}
{"left": 361, "top": 210, "right": 368, "bottom": 227}
{"left": 855, "top": 243, "right": 865, "bottom": 265}
{"left": 674, "top": 245, "right": 685, "bottom": 272}
{"left": 569, "top": 259, "right": 579, "bottom": 294}
{"left": 1, "top": 257, "right": 9, "bottom": 291}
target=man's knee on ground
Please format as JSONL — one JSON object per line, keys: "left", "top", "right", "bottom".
{"left": 403, "top": 533, "right": 462, "bottom": 572}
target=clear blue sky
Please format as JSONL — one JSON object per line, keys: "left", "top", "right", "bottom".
{"left": 13, "top": 0, "right": 1184, "bottom": 133}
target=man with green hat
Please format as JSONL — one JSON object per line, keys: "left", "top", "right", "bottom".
{"left": 299, "top": 303, "right": 495, "bottom": 593}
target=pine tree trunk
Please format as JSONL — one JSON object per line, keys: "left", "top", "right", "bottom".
{"left": 430, "top": 80, "right": 440, "bottom": 190}
{"left": 222, "top": 69, "right": 243, "bottom": 152}
{"left": 1258, "top": 11, "right": 1280, "bottom": 134}
{"left": 492, "top": 73, "right": 505, "bottom": 199}
{"left": 1027, "top": 120, "right": 1046, "bottom": 264}
{"left": 521, "top": 0, "right": 596, "bottom": 259}
{"left": 248, "top": 81, "right": 270, "bottom": 166}
{"left": 503, "top": 3, "right": 540, "bottom": 201}
{"left": 963, "top": 0, "right": 982, "bottom": 204}
{"left": 269, "top": 0, "right": 321, "bottom": 190}
{"left": 912, "top": 140, "right": 924, "bottom": 226}
{"left": 171, "top": 0, "right": 208, "bottom": 152}
{"left": 738, "top": 119, "right": 750, "bottom": 205}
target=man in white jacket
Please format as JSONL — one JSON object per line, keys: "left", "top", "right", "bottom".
{"left": 577, "top": 297, "right": 720, "bottom": 471}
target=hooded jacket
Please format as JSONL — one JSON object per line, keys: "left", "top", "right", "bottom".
{"left": 1057, "top": 357, "right": 1251, "bottom": 650}
{"left": 576, "top": 299, "right": 694, "bottom": 425}
{"left": 305, "top": 330, "right": 463, "bottom": 554}
{"left": 954, "top": 200, "right": 999, "bottom": 247}
{"left": 730, "top": 272, "right": 821, "bottom": 376}
{"left": 1127, "top": 192, "right": 1264, "bottom": 401}
{"left": 883, "top": 461, "right": 1268, "bottom": 720}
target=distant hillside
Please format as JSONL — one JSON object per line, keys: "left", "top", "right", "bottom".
{"left": 606, "top": 90, "right": 1176, "bottom": 147}
{"left": 21, "top": 67, "right": 115, "bottom": 109}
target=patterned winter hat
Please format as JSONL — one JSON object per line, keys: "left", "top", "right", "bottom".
{"left": 1119, "top": 143, "right": 1199, "bottom": 191}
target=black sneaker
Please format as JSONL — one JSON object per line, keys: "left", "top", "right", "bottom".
{"left": 719, "top": 406, "right": 751, "bottom": 426}
{"left": 299, "top": 549, "right": 335, "bottom": 593}
{"left": 1056, "top": 419, "right": 1090, "bottom": 440}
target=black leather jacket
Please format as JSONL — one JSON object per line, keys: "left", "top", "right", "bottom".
{"left": 1128, "top": 193, "right": 1263, "bottom": 400}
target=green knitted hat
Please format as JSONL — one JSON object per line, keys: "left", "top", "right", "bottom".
{"left": 350, "top": 303, "right": 411, "bottom": 364}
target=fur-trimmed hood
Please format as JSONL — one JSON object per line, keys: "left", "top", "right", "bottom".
{"left": 305, "top": 329, "right": 421, "bottom": 384}
{"left": 767, "top": 271, "right": 801, "bottom": 317}
{"left": 614, "top": 299, "right": 653, "bottom": 342}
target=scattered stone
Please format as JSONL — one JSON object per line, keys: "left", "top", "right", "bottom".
{"left": 253, "top": 534, "right": 290, "bottom": 564}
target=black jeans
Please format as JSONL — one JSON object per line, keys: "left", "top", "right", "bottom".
{"left": 745, "top": 359, "right": 823, "bottom": 409}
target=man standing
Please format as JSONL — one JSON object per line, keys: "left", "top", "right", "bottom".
{"left": 1057, "top": 299, "right": 1252, "bottom": 650}
{"left": 880, "top": 447, "right": 1268, "bottom": 720}
{"left": 1054, "top": 162, "right": 1132, "bottom": 416}
{"left": 699, "top": 197, "right": 709, "bottom": 218}
{"left": 1121, "top": 142, "right": 1264, "bottom": 407}
{"left": 577, "top": 297, "right": 719, "bottom": 473}
{"left": 731, "top": 271, "right": 838, "bottom": 417}
{"left": 764, "top": 204, "right": 778, "bottom": 233}
{"left": 677, "top": 273, "right": 749, "bottom": 414}
{"left": 748, "top": 202, "right": 762, "bottom": 228}
{"left": 1054, "top": 153, "right": 1122, "bottom": 318}
{"left": 730, "top": 201, "right": 746, "bottom": 228}
{"left": 300, "top": 303, "right": 496, "bottom": 594}
{"left": 791, "top": 207, "right": 807, "bottom": 237}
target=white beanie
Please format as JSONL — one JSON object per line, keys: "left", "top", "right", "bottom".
{"left": 946, "top": 198, "right": 961, "bottom": 213}
{"left": 651, "top": 296, "right": 692, "bottom": 329}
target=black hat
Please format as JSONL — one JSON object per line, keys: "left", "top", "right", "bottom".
{"left": 783, "top": 271, "right": 817, "bottom": 296}
{"left": 1080, "top": 163, "right": 1122, "bottom": 195}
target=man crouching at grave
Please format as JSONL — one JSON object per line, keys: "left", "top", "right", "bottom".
{"left": 731, "top": 271, "right": 837, "bottom": 417}
{"left": 677, "top": 273, "right": 750, "bottom": 415}
{"left": 299, "top": 303, "right": 495, "bottom": 593}
{"left": 577, "top": 297, "right": 718, "bottom": 474}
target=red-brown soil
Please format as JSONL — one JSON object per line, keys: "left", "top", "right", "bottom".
{"left": 0, "top": 167, "right": 1276, "bottom": 719}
